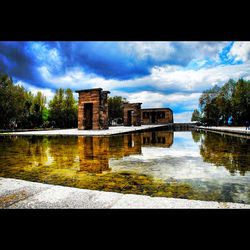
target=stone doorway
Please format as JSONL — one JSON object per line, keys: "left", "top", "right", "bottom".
{"left": 75, "top": 88, "right": 110, "bottom": 130}
{"left": 127, "top": 110, "right": 132, "bottom": 126}
{"left": 123, "top": 103, "right": 142, "bottom": 126}
{"left": 84, "top": 103, "right": 93, "bottom": 130}
{"left": 151, "top": 112, "right": 156, "bottom": 123}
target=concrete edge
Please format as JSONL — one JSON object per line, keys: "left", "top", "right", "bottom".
{"left": 1, "top": 177, "right": 249, "bottom": 209}
{"left": 0, "top": 125, "right": 167, "bottom": 137}
{"left": 196, "top": 126, "right": 250, "bottom": 137}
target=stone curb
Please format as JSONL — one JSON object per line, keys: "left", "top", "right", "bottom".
{"left": 1, "top": 178, "right": 249, "bottom": 209}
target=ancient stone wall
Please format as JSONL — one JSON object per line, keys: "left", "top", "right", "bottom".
{"left": 75, "top": 88, "right": 110, "bottom": 130}
{"left": 141, "top": 108, "right": 173, "bottom": 125}
{"left": 123, "top": 103, "right": 142, "bottom": 126}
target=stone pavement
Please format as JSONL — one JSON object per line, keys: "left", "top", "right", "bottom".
{"left": 198, "top": 126, "right": 250, "bottom": 136}
{"left": 1, "top": 125, "right": 166, "bottom": 136}
{"left": 1, "top": 178, "right": 249, "bottom": 209}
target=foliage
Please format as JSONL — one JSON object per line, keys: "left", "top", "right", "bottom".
{"left": 191, "top": 109, "right": 201, "bottom": 123}
{"left": 0, "top": 74, "right": 27, "bottom": 129}
{"left": 192, "top": 78, "right": 250, "bottom": 126}
{"left": 108, "top": 96, "right": 127, "bottom": 124}
{"left": 0, "top": 73, "right": 78, "bottom": 129}
{"left": 48, "top": 88, "right": 78, "bottom": 128}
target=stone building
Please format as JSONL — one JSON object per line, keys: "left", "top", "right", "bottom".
{"left": 75, "top": 88, "right": 110, "bottom": 130}
{"left": 123, "top": 103, "right": 142, "bottom": 126}
{"left": 141, "top": 108, "right": 173, "bottom": 125}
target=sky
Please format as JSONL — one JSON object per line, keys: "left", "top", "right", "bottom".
{"left": 0, "top": 41, "right": 250, "bottom": 122}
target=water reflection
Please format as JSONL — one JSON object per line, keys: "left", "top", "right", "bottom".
{"left": 78, "top": 132, "right": 173, "bottom": 173}
{"left": 192, "top": 130, "right": 250, "bottom": 175}
{"left": 0, "top": 131, "right": 173, "bottom": 178}
{"left": 0, "top": 130, "right": 249, "bottom": 203}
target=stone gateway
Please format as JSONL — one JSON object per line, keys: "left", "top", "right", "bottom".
{"left": 123, "top": 103, "right": 142, "bottom": 126}
{"left": 75, "top": 88, "right": 110, "bottom": 130}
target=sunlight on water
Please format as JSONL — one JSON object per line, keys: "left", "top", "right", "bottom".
{"left": 0, "top": 129, "right": 249, "bottom": 203}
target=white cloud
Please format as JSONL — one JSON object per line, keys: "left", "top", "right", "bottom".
{"left": 119, "top": 41, "right": 229, "bottom": 64}
{"left": 173, "top": 111, "right": 194, "bottom": 123}
{"left": 119, "top": 41, "right": 176, "bottom": 61}
{"left": 28, "top": 42, "right": 62, "bottom": 71}
{"left": 145, "top": 63, "right": 250, "bottom": 91}
{"left": 228, "top": 41, "right": 250, "bottom": 62}
{"left": 113, "top": 90, "right": 200, "bottom": 112}
{"left": 37, "top": 53, "right": 250, "bottom": 96}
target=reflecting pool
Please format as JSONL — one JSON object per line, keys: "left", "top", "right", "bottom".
{"left": 0, "top": 129, "right": 249, "bottom": 203}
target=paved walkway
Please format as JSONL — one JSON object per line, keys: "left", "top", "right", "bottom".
{"left": 197, "top": 126, "right": 250, "bottom": 136}
{"left": 1, "top": 178, "right": 249, "bottom": 209}
{"left": 1, "top": 125, "right": 166, "bottom": 136}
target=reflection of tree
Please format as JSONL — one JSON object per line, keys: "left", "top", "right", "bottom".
{"left": 198, "top": 131, "right": 250, "bottom": 175}
{"left": 191, "top": 131, "right": 202, "bottom": 143}
{"left": 0, "top": 131, "right": 177, "bottom": 196}
{"left": 0, "top": 136, "right": 49, "bottom": 179}
{"left": 48, "top": 136, "right": 79, "bottom": 170}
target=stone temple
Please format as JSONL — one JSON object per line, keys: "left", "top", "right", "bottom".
{"left": 75, "top": 88, "right": 110, "bottom": 130}
{"left": 75, "top": 88, "right": 173, "bottom": 130}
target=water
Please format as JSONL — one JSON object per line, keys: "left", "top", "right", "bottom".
{"left": 0, "top": 129, "right": 249, "bottom": 203}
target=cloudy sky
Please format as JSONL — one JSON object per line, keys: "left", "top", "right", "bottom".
{"left": 0, "top": 41, "right": 250, "bottom": 122}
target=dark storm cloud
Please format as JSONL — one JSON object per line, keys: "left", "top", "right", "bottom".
{"left": 0, "top": 42, "right": 45, "bottom": 87}
{"left": 54, "top": 41, "right": 153, "bottom": 80}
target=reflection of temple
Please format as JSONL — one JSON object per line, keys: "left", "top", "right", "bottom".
{"left": 78, "top": 136, "right": 110, "bottom": 173}
{"left": 141, "top": 131, "right": 173, "bottom": 147}
{"left": 77, "top": 131, "right": 173, "bottom": 173}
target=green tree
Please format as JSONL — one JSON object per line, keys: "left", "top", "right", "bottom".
{"left": 108, "top": 96, "right": 126, "bottom": 124}
{"left": 231, "top": 78, "right": 250, "bottom": 125}
{"left": 191, "top": 109, "right": 201, "bottom": 123}
{"left": 199, "top": 85, "right": 221, "bottom": 125}
{"left": 49, "top": 88, "right": 78, "bottom": 128}
{"left": 30, "top": 91, "right": 47, "bottom": 127}
{"left": 192, "top": 78, "right": 250, "bottom": 126}
{"left": 63, "top": 88, "right": 78, "bottom": 128}
{"left": 215, "top": 79, "right": 236, "bottom": 125}
{"left": 0, "top": 73, "right": 27, "bottom": 129}
{"left": 49, "top": 88, "right": 64, "bottom": 128}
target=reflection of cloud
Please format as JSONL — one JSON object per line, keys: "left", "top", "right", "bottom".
{"left": 112, "top": 131, "right": 249, "bottom": 183}
{"left": 140, "top": 147, "right": 200, "bottom": 160}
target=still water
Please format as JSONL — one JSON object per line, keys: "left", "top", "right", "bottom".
{"left": 0, "top": 129, "right": 249, "bottom": 203}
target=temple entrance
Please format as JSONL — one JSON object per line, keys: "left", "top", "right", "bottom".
{"left": 151, "top": 112, "right": 156, "bottom": 123}
{"left": 84, "top": 103, "right": 93, "bottom": 130}
{"left": 127, "top": 110, "right": 132, "bottom": 126}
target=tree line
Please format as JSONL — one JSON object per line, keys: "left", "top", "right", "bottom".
{"left": 0, "top": 73, "right": 78, "bottom": 129}
{"left": 0, "top": 73, "right": 127, "bottom": 130}
{"left": 191, "top": 78, "right": 250, "bottom": 126}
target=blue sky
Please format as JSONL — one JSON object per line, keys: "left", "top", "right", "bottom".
{"left": 1, "top": 41, "right": 250, "bottom": 122}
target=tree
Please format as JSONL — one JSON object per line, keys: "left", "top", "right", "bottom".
{"left": 231, "top": 78, "right": 250, "bottom": 125}
{"left": 191, "top": 109, "right": 201, "bottom": 123}
{"left": 0, "top": 73, "right": 27, "bottom": 129}
{"left": 63, "top": 88, "right": 78, "bottom": 128}
{"left": 108, "top": 96, "right": 126, "bottom": 124}
{"left": 49, "top": 88, "right": 78, "bottom": 128}
{"left": 49, "top": 88, "right": 64, "bottom": 128}
{"left": 30, "top": 91, "right": 47, "bottom": 127}
{"left": 199, "top": 85, "right": 221, "bottom": 125}
{"left": 215, "top": 79, "right": 236, "bottom": 125}
{"left": 192, "top": 78, "right": 250, "bottom": 126}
